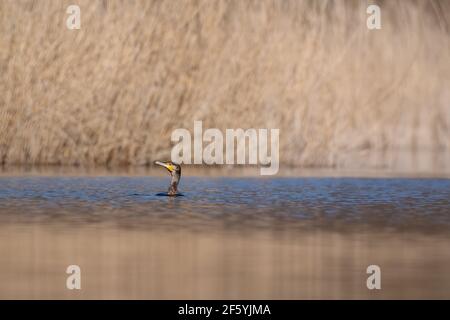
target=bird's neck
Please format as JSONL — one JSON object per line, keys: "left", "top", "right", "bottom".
{"left": 168, "top": 173, "right": 180, "bottom": 195}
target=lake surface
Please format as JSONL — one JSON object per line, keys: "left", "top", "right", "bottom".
{"left": 0, "top": 175, "right": 449, "bottom": 299}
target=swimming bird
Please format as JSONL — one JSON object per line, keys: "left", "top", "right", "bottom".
{"left": 154, "top": 161, "right": 181, "bottom": 196}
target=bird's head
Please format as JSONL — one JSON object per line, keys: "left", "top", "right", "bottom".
{"left": 154, "top": 161, "right": 181, "bottom": 176}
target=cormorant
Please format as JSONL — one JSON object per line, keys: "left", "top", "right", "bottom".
{"left": 154, "top": 161, "right": 181, "bottom": 196}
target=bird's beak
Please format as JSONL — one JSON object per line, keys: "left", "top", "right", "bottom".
{"left": 154, "top": 161, "right": 175, "bottom": 172}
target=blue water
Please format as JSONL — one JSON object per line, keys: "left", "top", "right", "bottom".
{"left": 0, "top": 177, "right": 449, "bottom": 232}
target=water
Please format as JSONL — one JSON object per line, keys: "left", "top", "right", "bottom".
{"left": 0, "top": 175, "right": 449, "bottom": 298}
{"left": 1, "top": 177, "right": 449, "bottom": 232}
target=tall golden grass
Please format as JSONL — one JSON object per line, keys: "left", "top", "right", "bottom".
{"left": 0, "top": 0, "right": 449, "bottom": 170}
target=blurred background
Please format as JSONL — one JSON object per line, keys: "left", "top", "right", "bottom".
{"left": 0, "top": 0, "right": 449, "bottom": 172}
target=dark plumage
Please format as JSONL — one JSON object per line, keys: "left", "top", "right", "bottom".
{"left": 154, "top": 161, "right": 181, "bottom": 196}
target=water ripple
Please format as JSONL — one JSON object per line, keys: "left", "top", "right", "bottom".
{"left": 0, "top": 177, "right": 449, "bottom": 232}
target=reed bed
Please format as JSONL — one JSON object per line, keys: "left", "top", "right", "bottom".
{"left": 0, "top": 0, "right": 449, "bottom": 170}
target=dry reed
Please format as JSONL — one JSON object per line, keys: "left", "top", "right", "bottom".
{"left": 0, "top": 0, "right": 449, "bottom": 171}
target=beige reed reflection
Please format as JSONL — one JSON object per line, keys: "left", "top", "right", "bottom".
{"left": 1, "top": 224, "right": 449, "bottom": 299}
{"left": 0, "top": 0, "right": 449, "bottom": 171}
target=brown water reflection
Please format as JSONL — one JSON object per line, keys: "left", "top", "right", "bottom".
{"left": 1, "top": 224, "right": 449, "bottom": 299}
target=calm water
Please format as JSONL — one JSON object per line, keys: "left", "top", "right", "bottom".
{"left": 0, "top": 176, "right": 449, "bottom": 298}
{"left": 0, "top": 177, "right": 449, "bottom": 232}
